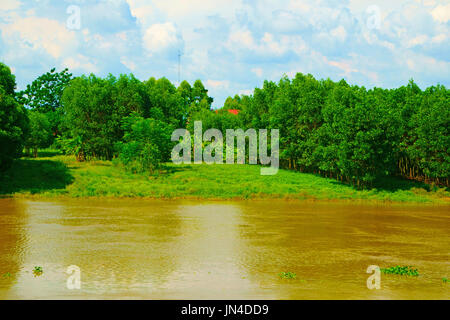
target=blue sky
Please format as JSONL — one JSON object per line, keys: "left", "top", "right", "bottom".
{"left": 0, "top": 0, "right": 449, "bottom": 108}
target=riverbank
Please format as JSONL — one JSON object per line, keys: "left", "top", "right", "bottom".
{"left": 0, "top": 153, "right": 448, "bottom": 203}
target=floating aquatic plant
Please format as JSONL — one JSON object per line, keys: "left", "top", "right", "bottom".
{"left": 33, "top": 266, "right": 43, "bottom": 276}
{"left": 279, "top": 272, "right": 297, "bottom": 279}
{"left": 380, "top": 266, "right": 419, "bottom": 277}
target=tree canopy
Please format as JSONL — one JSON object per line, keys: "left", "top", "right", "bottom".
{"left": 0, "top": 62, "right": 29, "bottom": 170}
{"left": 2, "top": 61, "right": 448, "bottom": 186}
{"left": 17, "top": 68, "right": 72, "bottom": 136}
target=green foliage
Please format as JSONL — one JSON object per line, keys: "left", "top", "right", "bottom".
{"left": 236, "top": 73, "right": 449, "bottom": 188}
{"left": 33, "top": 266, "right": 43, "bottom": 276}
{"left": 55, "top": 135, "right": 84, "bottom": 160}
{"left": 224, "top": 94, "right": 242, "bottom": 110}
{"left": 186, "top": 79, "right": 214, "bottom": 119}
{"left": 115, "top": 74, "right": 149, "bottom": 117}
{"left": 25, "top": 112, "right": 53, "bottom": 156}
{"left": 443, "top": 278, "right": 449, "bottom": 283}
{"left": 115, "top": 114, "right": 174, "bottom": 173}
{"left": 0, "top": 62, "right": 29, "bottom": 170}
{"left": 0, "top": 63, "right": 16, "bottom": 96}
{"left": 177, "top": 80, "right": 192, "bottom": 105}
{"left": 2, "top": 65, "right": 448, "bottom": 192}
{"left": 61, "top": 74, "right": 128, "bottom": 160}
{"left": 279, "top": 272, "right": 297, "bottom": 279}
{"left": 187, "top": 107, "right": 243, "bottom": 134}
{"left": 17, "top": 68, "right": 72, "bottom": 136}
{"left": 380, "top": 266, "right": 419, "bottom": 276}
{"left": 116, "top": 141, "right": 161, "bottom": 173}
{"left": 408, "top": 85, "right": 449, "bottom": 181}
{"left": 61, "top": 74, "right": 187, "bottom": 161}
{"left": 17, "top": 68, "right": 72, "bottom": 113}
{"left": 145, "top": 77, "right": 186, "bottom": 127}
{"left": 192, "top": 79, "right": 213, "bottom": 106}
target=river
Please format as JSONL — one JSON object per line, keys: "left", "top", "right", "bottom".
{"left": 0, "top": 199, "right": 448, "bottom": 299}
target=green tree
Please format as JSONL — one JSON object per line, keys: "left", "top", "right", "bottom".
{"left": 0, "top": 62, "right": 29, "bottom": 170}
{"left": 224, "top": 95, "right": 242, "bottom": 110}
{"left": 409, "top": 85, "right": 449, "bottom": 184}
{"left": 145, "top": 77, "right": 186, "bottom": 127}
{"left": 61, "top": 74, "right": 120, "bottom": 160}
{"left": 177, "top": 80, "right": 193, "bottom": 107}
{"left": 114, "top": 74, "right": 148, "bottom": 117}
{"left": 188, "top": 80, "right": 214, "bottom": 117}
{"left": 25, "top": 112, "right": 53, "bottom": 157}
{"left": 17, "top": 68, "right": 72, "bottom": 137}
{"left": 0, "top": 63, "right": 16, "bottom": 95}
{"left": 192, "top": 80, "right": 213, "bottom": 105}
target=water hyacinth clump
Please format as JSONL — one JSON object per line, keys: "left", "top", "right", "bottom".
{"left": 380, "top": 266, "right": 419, "bottom": 276}
{"left": 33, "top": 266, "right": 43, "bottom": 276}
{"left": 279, "top": 272, "right": 297, "bottom": 279}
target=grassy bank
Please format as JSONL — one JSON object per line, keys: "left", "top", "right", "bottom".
{"left": 0, "top": 152, "right": 449, "bottom": 203}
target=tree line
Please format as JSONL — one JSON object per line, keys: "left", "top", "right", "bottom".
{"left": 202, "top": 74, "right": 449, "bottom": 188}
{"left": 0, "top": 61, "right": 448, "bottom": 187}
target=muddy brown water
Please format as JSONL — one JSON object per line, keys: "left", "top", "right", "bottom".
{"left": 0, "top": 198, "right": 448, "bottom": 299}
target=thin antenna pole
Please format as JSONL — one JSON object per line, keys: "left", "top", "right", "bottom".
{"left": 177, "top": 50, "right": 181, "bottom": 84}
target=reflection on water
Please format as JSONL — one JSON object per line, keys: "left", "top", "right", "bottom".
{"left": 0, "top": 199, "right": 448, "bottom": 299}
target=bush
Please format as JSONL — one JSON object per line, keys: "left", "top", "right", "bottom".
{"left": 116, "top": 114, "right": 174, "bottom": 173}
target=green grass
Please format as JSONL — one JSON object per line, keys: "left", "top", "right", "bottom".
{"left": 0, "top": 153, "right": 449, "bottom": 203}
{"left": 380, "top": 266, "right": 420, "bottom": 276}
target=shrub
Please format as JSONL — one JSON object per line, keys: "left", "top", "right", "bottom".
{"left": 116, "top": 114, "right": 174, "bottom": 173}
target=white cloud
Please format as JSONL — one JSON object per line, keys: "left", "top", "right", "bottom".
{"left": 227, "top": 30, "right": 307, "bottom": 57}
{"left": 405, "top": 54, "right": 449, "bottom": 74}
{"left": 407, "top": 35, "right": 428, "bottom": 47}
{"left": 288, "top": 0, "right": 312, "bottom": 13}
{"left": 125, "top": 0, "right": 155, "bottom": 26}
{"left": 422, "top": 0, "right": 437, "bottom": 7}
{"left": 152, "top": 0, "right": 241, "bottom": 21}
{"left": 261, "top": 33, "right": 285, "bottom": 55}
{"left": 62, "top": 54, "right": 99, "bottom": 74}
{"left": 1, "top": 17, "right": 77, "bottom": 59}
{"left": 238, "top": 89, "right": 253, "bottom": 96}
{"left": 120, "top": 56, "right": 137, "bottom": 71}
{"left": 228, "top": 30, "right": 256, "bottom": 50}
{"left": 0, "top": 0, "right": 449, "bottom": 108}
{"left": 0, "top": 0, "right": 21, "bottom": 11}
{"left": 431, "top": 3, "right": 450, "bottom": 23}
{"left": 252, "top": 68, "right": 263, "bottom": 77}
{"left": 143, "top": 22, "right": 179, "bottom": 55}
{"left": 206, "top": 80, "right": 230, "bottom": 89}
{"left": 327, "top": 59, "right": 358, "bottom": 76}
{"left": 330, "top": 26, "right": 347, "bottom": 42}
{"left": 431, "top": 33, "right": 447, "bottom": 43}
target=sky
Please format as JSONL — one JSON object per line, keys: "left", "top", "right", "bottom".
{"left": 0, "top": 0, "right": 449, "bottom": 108}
